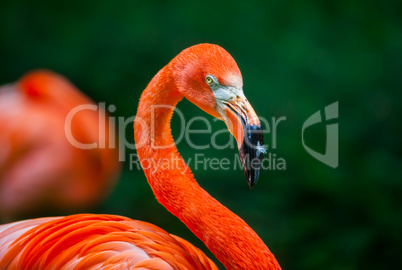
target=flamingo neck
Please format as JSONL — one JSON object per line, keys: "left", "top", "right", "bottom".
{"left": 134, "top": 65, "right": 280, "bottom": 270}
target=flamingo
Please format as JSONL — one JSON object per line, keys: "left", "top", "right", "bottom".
{"left": 0, "top": 44, "right": 281, "bottom": 269}
{"left": 0, "top": 71, "right": 120, "bottom": 223}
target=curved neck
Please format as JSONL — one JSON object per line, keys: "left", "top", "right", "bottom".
{"left": 134, "top": 65, "right": 280, "bottom": 270}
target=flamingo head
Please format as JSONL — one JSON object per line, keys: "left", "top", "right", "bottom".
{"left": 172, "top": 44, "right": 266, "bottom": 188}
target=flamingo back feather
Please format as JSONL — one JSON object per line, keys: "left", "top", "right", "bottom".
{"left": 0, "top": 214, "right": 218, "bottom": 270}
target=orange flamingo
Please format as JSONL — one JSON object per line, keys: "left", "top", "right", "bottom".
{"left": 0, "top": 71, "right": 120, "bottom": 222}
{"left": 0, "top": 44, "right": 281, "bottom": 269}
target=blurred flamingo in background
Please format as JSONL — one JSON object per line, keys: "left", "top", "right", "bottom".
{"left": 0, "top": 44, "right": 281, "bottom": 269}
{"left": 0, "top": 71, "right": 121, "bottom": 222}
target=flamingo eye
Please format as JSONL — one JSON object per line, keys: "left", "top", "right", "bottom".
{"left": 206, "top": 75, "right": 214, "bottom": 85}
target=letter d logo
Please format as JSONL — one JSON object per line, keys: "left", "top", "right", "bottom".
{"left": 302, "top": 102, "right": 338, "bottom": 168}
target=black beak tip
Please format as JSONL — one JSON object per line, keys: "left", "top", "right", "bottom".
{"left": 248, "top": 179, "right": 255, "bottom": 189}
{"left": 240, "top": 124, "right": 265, "bottom": 188}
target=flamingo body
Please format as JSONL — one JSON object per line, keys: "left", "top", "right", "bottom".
{"left": 0, "top": 214, "right": 217, "bottom": 269}
{"left": 0, "top": 44, "right": 281, "bottom": 269}
{"left": 0, "top": 71, "right": 120, "bottom": 222}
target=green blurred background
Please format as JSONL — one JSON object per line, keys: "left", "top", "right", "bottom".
{"left": 1, "top": 0, "right": 401, "bottom": 269}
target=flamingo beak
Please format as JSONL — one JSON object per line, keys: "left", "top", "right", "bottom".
{"left": 223, "top": 96, "right": 265, "bottom": 188}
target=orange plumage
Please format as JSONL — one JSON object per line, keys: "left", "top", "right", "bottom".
{"left": 0, "top": 214, "right": 217, "bottom": 269}
{"left": 0, "top": 44, "right": 281, "bottom": 269}
{"left": 0, "top": 71, "right": 120, "bottom": 222}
